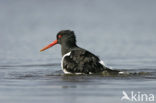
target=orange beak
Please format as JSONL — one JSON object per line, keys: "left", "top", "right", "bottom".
{"left": 40, "top": 40, "right": 58, "bottom": 52}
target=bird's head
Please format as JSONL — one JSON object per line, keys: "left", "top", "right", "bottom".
{"left": 40, "top": 30, "right": 76, "bottom": 52}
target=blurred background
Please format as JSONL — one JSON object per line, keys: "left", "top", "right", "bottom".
{"left": 0, "top": 0, "right": 156, "bottom": 66}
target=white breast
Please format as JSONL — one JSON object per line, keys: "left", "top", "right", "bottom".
{"left": 61, "top": 51, "right": 83, "bottom": 74}
{"left": 61, "top": 52, "right": 71, "bottom": 74}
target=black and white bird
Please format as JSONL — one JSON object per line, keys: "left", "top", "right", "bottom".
{"left": 40, "top": 30, "right": 123, "bottom": 75}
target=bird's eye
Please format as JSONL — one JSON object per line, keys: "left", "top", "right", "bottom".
{"left": 58, "top": 35, "right": 62, "bottom": 38}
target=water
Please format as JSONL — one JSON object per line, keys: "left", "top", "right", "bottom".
{"left": 0, "top": 0, "right": 156, "bottom": 103}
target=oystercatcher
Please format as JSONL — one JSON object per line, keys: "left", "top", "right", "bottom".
{"left": 40, "top": 30, "right": 122, "bottom": 75}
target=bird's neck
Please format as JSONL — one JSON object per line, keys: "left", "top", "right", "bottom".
{"left": 61, "top": 42, "right": 77, "bottom": 56}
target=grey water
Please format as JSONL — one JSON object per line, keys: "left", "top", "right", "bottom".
{"left": 0, "top": 0, "right": 156, "bottom": 103}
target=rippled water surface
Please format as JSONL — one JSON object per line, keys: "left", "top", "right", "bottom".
{"left": 0, "top": 0, "right": 156, "bottom": 103}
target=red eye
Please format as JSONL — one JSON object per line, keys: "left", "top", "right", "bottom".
{"left": 58, "top": 35, "right": 62, "bottom": 38}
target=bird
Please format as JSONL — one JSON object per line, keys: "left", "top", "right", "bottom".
{"left": 40, "top": 30, "right": 122, "bottom": 75}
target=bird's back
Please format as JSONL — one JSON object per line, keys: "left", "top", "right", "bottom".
{"left": 62, "top": 48, "right": 115, "bottom": 74}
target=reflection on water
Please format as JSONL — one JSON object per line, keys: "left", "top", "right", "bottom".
{"left": 0, "top": 63, "right": 156, "bottom": 80}
{"left": 0, "top": 62, "right": 156, "bottom": 103}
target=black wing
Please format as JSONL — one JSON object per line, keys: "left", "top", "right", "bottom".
{"left": 63, "top": 49, "right": 108, "bottom": 74}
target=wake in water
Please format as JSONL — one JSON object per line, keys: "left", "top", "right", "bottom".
{"left": 0, "top": 63, "right": 156, "bottom": 80}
